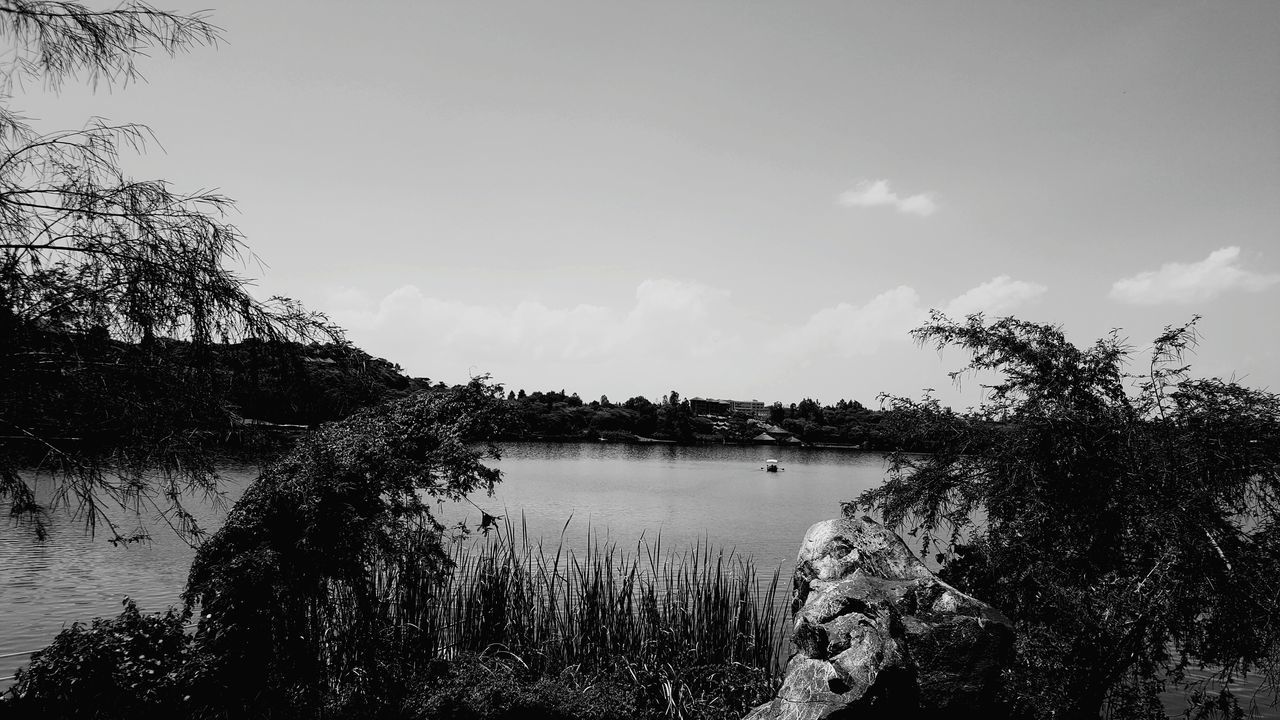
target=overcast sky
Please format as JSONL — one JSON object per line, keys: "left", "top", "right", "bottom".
{"left": 16, "top": 1, "right": 1280, "bottom": 407}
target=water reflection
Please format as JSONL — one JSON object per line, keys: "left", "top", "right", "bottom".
{"left": 2, "top": 443, "right": 1269, "bottom": 716}
{"left": 0, "top": 462, "right": 256, "bottom": 666}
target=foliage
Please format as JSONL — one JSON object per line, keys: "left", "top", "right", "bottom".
{"left": 403, "top": 652, "right": 774, "bottom": 720}
{"left": 0, "top": 2, "right": 340, "bottom": 543}
{"left": 183, "top": 379, "right": 511, "bottom": 718}
{"left": 0, "top": 1, "right": 218, "bottom": 91}
{"left": 504, "top": 388, "right": 908, "bottom": 448}
{"left": 852, "top": 313, "right": 1280, "bottom": 719}
{"left": 213, "top": 338, "right": 422, "bottom": 426}
{"left": 383, "top": 515, "right": 786, "bottom": 676}
{"left": 393, "top": 516, "right": 783, "bottom": 720}
{"left": 4, "top": 598, "right": 194, "bottom": 719}
{"left": 404, "top": 654, "right": 638, "bottom": 720}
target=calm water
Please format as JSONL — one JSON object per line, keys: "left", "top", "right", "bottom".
{"left": 443, "top": 442, "right": 888, "bottom": 575}
{"left": 1, "top": 443, "right": 1272, "bottom": 716}
{"left": 0, "top": 460, "right": 260, "bottom": 671}
{"left": 0, "top": 444, "right": 879, "bottom": 676}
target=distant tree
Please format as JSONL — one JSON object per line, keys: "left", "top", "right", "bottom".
{"left": 623, "top": 396, "right": 654, "bottom": 412}
{"left": 768, "top": 401, "right": 786, "bottom": 425}
{"left": 517, "top": 388, "right": 527, "bottom": 399}
{"left": 795, "top": 398, "right": 824, "bottom": 424}
{"left": 834, "top": 398, "right": 866, "bottom": 412}
{"left": 0, "top": 2, "right": 338, "bottom": 543}
{"left": 853, "top": 313, "right": 1280, "bottom": 719}
{"left": 622, "top": 396, "right": 658, "bottom": 436}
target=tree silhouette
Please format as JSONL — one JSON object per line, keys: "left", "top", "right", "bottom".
{"left": 0, "top": 2, "right": 339, "bottom": 543}
{"left": 855, "top": 313, "right": 1280, "bottom": 718}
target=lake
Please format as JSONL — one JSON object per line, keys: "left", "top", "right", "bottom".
{"left": 0, "top": 444, "right": 879, "bottom": 678}
{"left": 1, "top": 442, "right": 1273, "bottom": 716}
{"left": 0, "top": 445, "right": 880, "bottom": 665}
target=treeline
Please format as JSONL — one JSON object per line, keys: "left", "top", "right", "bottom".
{"left": 3, "top": 327, "right": 426, "bottom": 461}
{"left": 211, "top": 337, "right": 426, "bottom": 425}
{"left": 502, "top": 389, "right": 933, "bottom": 450}
{"left": 8, "top": 322, "right": 936, "bottom": 453}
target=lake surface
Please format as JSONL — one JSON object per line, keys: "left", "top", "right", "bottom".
{"left": 443, "top": 442, "right": 890, "bottom": 575}
{"left": 2, "top": 442, "right": 1273, "bottom": 716}
{"left": 0, "top": 459, "right": 260, "bottom": 675}
{"left": 0, "top": 444, "right": 880, "bottom": 679}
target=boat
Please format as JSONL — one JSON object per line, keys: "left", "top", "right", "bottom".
{"left": 764, "top": 458, "right": 780, "bottom": 473}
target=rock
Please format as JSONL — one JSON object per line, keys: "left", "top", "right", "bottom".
{"left": 744, "top": 516, "right": 1014, "bottom": 720}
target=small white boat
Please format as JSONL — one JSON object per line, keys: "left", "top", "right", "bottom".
{"left": 764, "top": 458, "right": 780, "bottom": 473}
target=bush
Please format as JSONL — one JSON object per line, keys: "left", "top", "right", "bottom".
{"left": 856, "top": 314, "right": 1280, "bottom": 718}
{"left": 402, "top": 652, "right": 776, "bottom": 720}
{"left": 403, "top": 653, "right": 637, "bottom": 720}
{"left": 5, "top": 599, "right": 193, "bottom": 720}
{"left": 622, "top": 658, "right": 777, "bottom": 720}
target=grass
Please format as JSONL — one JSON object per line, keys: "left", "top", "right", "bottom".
{"left": 375, "top": 514, "right": 789, "bottom": 676}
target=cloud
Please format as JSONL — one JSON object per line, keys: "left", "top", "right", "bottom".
{"left": 326, "top": 279, "right": 737, "bottom": 369}
{"left": 324, "top": 275, "right": 1045, "bottom": 402}
{"left": 1109, "top": 247, "right": 1280, "bottom": 305}
{"left": 783, "top": 276, "right": 1046, "bottom": 359}
{"left": 781, "top": 286, "right": 925, "bottom": 357}
{"left": 943, "top": 276, "right": 1048, "bottom": 317}
{"left": 838, "top": 179, "right": 938, "bottom": 217}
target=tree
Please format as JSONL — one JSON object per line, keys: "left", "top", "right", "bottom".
{"left": 853, "top": 313, "right": 1280, "bottom": 719}
{"left": 184, "top": 379, "right": 509, "bottom": 716}
{"left": 1, "top": 2, "right": 338, "bottom": 543}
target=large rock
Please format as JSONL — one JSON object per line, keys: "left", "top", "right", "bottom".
{"left": 745, "top": 515, "right": 1014, "bottom": 720}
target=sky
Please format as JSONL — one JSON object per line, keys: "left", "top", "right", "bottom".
{"left": 12, "top": 1, "right": 1280, "bottom": 408}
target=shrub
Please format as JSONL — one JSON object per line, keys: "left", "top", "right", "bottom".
{"left": 5, "top": 599, "right": 193, "bottom": 720}
{"left": 856, "top": 314, "right": 1280, "bottom": 718}
{"left": 403, "top": 653, "right": 637, "bottom": 720}
{"left": 402, "top": 652, "right": 776, "bottom": 720}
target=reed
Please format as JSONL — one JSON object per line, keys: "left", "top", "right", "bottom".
{"left": 373, "top": 514, "right": 788, "bottom": 678}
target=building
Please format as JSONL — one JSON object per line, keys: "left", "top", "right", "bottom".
{"left": 689, "top": 397, "right": 732, "bottom": 416}
{"left": 690, "top": 397, "right": 770, "bottom": 421}
{"left": 728, "top": 399, "right": 767, "bottom": 420}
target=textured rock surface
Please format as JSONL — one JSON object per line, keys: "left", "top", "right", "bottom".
{"left": 744, "top": 516, "right": 1014, "bottom": 720}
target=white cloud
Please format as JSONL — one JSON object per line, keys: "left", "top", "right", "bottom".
{"left": 323, "top": 275, "right": 1045, "bottom": 402}
{"left": 326, "top": 279, "right": 737, "bottom": 369}
{"left": 943, "top": 275, "right": 1048, "bottom": 317}
{"left": 781, "top": 286, "right": 925, "bottom": 358}
{"left": 838, "top": 179, "right": 938, "bottom": 217}
{"left": 1109, "top": 247, "right": 1280, "bottom": 305}
{"left": 783, "top": 276, "right": 1047, "bottom": 359}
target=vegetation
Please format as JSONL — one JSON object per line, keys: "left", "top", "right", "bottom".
{"left": 5, "top": 9, "right": 1273, "bottom": 720}
{"left": 852, "top": 313, "right": 1280, "bottom": 719}
{"left": 0, "top": 1, "right": 340, "bottom": 544}
{"left": 6, "top": 599, "right": 192, "bottom": 719}
{"left": 182, "top": 378, "right": 510, "bottom": 717}
{"left": 404, "top": 653, "right": 639, "bottom": 720}
{"left": 504, "top": 388, "right": 920, "bottom": 449}
{"left": 212, "top": 338, "right": 424, "bottom": 426}
{"left": 392, "top": 519, "right": 783, "bottom": 720}
{"left": 396, "top": 515, "right": 784, "bottom": 675}
{"left": 7, "top": 512, "right": 784, "bottom": 720}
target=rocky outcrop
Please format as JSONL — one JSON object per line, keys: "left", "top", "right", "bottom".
{"left": 745, "top": 516, "right": 1014, "bottom": 720}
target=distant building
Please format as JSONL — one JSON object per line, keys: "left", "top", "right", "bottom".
{"left": 728, "top": 399, "right": 767, "bottom": 420}
{"left": 689, "top": 397, "right": 732, "bottom": 416}
{"left": 690, "top": 396, "right": 770, "bottom": 421}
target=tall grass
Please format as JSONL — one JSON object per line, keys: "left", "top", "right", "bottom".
{"left": 373, "top": 514, "right": 789, "bottom": 677}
